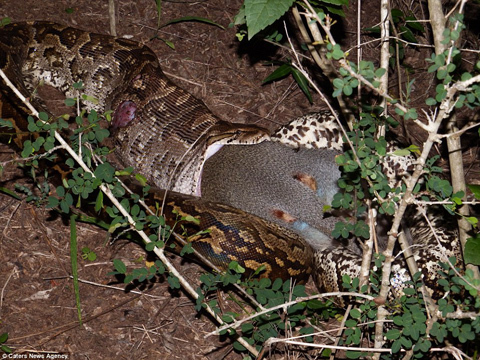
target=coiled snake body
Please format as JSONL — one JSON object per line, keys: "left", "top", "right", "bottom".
{"left": 0, "top": 22, "right": 461, "bottom": 297}
{"left": 0, "top": 21, "right": 313, "bottom": 283}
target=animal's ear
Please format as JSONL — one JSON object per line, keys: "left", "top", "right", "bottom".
{"left": 293, "top": 172, "right": 317, "bottom": 191}
{"left": 271, "top": 209, "right": 297, "bottom": 223}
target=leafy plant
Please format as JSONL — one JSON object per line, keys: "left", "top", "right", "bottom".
{"left": 0, "top": 332, "right": 11, "bottom": 354}
{"left": 263, "top": 62, "right": 313, "bottom": 102}
{"left": 81, "top": 247, "right": 97, "bottom": 262}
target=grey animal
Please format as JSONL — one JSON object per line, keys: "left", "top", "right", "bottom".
{"left": 201, "top": 141, "right": 341, "bottom": 250}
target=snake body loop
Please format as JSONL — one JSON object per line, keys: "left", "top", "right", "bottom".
{"left": 0, "top": 21, "right": 312, "bottom": 283}
{"left": 0, "top": 21, "right": 270, "bottom": 196}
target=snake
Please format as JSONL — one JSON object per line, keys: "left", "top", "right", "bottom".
{"left": 0, "top": 21, "right": 462, "bottom": 298}
{"left": 0, "top": 21, "right": 313, "bottom": 283}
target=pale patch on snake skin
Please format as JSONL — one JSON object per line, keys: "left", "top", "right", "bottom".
{"left": 271, "top": 111, "right": 343, "bottom": 151}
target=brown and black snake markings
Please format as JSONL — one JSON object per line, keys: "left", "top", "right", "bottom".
{"left": 0, "top": 21, "right": 313, "bottom": 284}
{"left": 0, "top": 21, "right": 463, "bottom": 298}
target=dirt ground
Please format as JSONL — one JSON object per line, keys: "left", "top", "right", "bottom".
{"left": 0, "top": 0, "right": 478, "bottom": 359}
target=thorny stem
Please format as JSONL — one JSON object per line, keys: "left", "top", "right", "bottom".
{"left": 302, "top": 0, "right": 413, "bottom": 117}
{"left": 298, "top": 2, "right": 439, "bottom": 324}
{"left": 375, "top": 2, "right": 479, "bottom": 348}
{"left": 0, "top": 68, "right": 260, "bottom": 357}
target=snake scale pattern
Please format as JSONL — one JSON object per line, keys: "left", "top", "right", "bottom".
{"left": 0, "top": 21, "right": 461, "bottom": 299}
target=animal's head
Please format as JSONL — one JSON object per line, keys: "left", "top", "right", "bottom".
{"left": 206, "top": 121, "right": 270, "bottom": 146}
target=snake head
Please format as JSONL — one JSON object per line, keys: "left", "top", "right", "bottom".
{"left": 206, "top": 121, "right": 270, "bottom": 146}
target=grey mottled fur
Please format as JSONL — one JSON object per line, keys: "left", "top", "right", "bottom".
{"left": 201, "top": 141, "right": 341, "bottom": 250}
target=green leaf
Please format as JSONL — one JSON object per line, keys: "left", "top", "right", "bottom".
{"left": 81, "top": 94, "right": 99, "bottom": 104}
{"left": 399, "top": 25, "right": 417, "bottom": 43}
{"left": 353, "top": 221, "right": 369, "bottom": 239}
{"left": 73, "top": 81, "right": 84, "bottom": 90}
{"left": 349, "top": 308, "right": 361, "bottom": 319}
{"left": 21, "top": 141, "right": 33, "bottom": 158}
{"left": 167, "top": 275, "right": 181, "bottom": 289}
{"left": 465, "top": 217, "right": 478, "bottom": 227}
{"left": 263, "top": 63, "right": 292, "bottom": 83}
{"left": 228, "top": 261, "right": 246, "bottom": 274}
{"left": 291, "top": 67, "right": 312, "bottom": 103}
{"left": 233, "top": 340, "right": 246, "bottom": 351}
{"left": 232, "top": 4, "right": 246, "bottom": 26}
{"left": 464, "top": 236, "right": 480, "bottom": 265}
{"left": 95, "top": 128, "right": 110, "bottom": 142}
{"left": 184, "top": 214, "right": 200, "bottom": 224}
{"left": 113, "top": 259, "right": 127, "bottom": 274}
{"left": 38, "top": 112, "right": 49, "bottom": 122}
{"left": 0, "top": 186, "right": 21, "bottom": 200}
{"left": 65, "top": 98, "right": 76, "bottom": 107}
{"left": 321, "top": 0, "right": 348, "bottom": 5}
{"left": 47, "top": 196, "right": 59, "bottom": 208}
{"left": 94, "top": 191, "right": 104, "bottom": 212}
{"left": 244, "top": 0, "right": 295, "bottom": 40}
{"left": 346, "top": 351, "right": 364, "bottom": 359}
{"left": 405, "top": 15, "right": 424, "bottom": 32}
{"left": 345, "top": 319, "right": 357, "bottom": 328}
{"left": 135, "top": 173, "right": 148, "bottom": 186}
{"left": 162, "top": 16, "right": 225, "bottom": 30}
{"left": 272, "top": 277, "right": 283, "bottom": 291}
{"left": 375, "top": 68, "right": 386, "bottom": 78}
{"left": 467, "top": 184, "right": 480, "bottom": 200}
{"left": 392, "top": 148, "right": 410, "bottom": 156}
{"left": 94, "top": 162, "right": 115, "bottom": 183}
{"left": 331, "top": 44, "right": 344, "bottom": 60}
{"left": 0, "top": 332, "right": 8, "bottom": 343}
{"left": 0, "top": 17, "right": 12, "bottom": 27}
{"left": 0, "top": 118, "right": 13, "bottom": 128}
{"left": 386, "top": 328, "right": 401, "bottom": 340}
{"left": 115, "top": 166, "right": 134, "bottom": 176}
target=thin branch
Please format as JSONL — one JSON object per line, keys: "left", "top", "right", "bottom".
{"left": 292, "top": 5, "right": 355, "bottom": 128}
{"left": 266, "top": 338, "right": 394, "bottom": 353}
{"left": 0, "top": 268, "right": 16, "bottom": 314}
{"left": 206, "top": 292, "right": 375, "bottom": 337}
{"left": 329, "top": 304, "right": 352, "bottom": 360}
{"left": 379, "top": 0, "right": 390, "bottom": 122}
{"left": 43, "top": 275, "right": 166, "bottom": 299}
{"left": 0, "top": 144, "right": 66, "bottom": 167}
{"left": 108, "top": 0, "right": 117, "bottom": 36}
